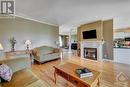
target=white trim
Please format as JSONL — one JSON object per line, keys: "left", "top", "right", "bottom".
{"left": 68, "top": 51, "right": 72, "bottom": 54}
{"left": 102, "top": 59, "right": 114, "bottom": 62}
{"left": 15, "top": 15, "right": 58, "bottom": 27}
{"left": 81, "top": 40, "right": 105, "bottom": 44}
{"left": 80, "top": 57, "right": 101, "bottom": 63}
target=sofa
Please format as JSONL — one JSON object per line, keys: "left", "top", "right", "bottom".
{"left": 32, "top": 46, "right": 61, "bottom": 63}
{"left": 0, "top": 56, "right": 50, "bottom": 87}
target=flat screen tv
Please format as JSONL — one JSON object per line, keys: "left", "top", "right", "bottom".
{"left": 83, "top": 30, "right": 97, "bottom": 39}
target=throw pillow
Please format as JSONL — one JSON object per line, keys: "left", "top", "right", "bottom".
{"left": 53, "top": 48, "right": 59, "bottom": 53}
{"left": 32, "top": 49, "right": 39, "bottom": 57}
{"left": 0, "top": 64, "right": 13, "bottom": 82}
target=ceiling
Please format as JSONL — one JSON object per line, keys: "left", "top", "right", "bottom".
{"left": 15, "top": 0, "right": 130, "bottom": 35}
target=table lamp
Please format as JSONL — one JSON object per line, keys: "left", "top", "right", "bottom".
{"left": 0, "top": 43, "right": 3, "bottom": 50}
{"left": 25, "top": 40, "right": 31, "bottom": 50}
{"left": 0, "top": 43, "right": 3, "bottom": 58}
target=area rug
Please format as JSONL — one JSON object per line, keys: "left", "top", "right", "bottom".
{"left": 26, "top": 80, "right": 51, "bottom": 87}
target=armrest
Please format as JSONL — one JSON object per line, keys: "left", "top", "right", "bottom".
{"left": 0, "top": 57, "right": 31, "bottom": 73}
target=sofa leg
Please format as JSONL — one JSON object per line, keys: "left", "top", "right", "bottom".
{"left": 33, "top": 59, "right": 41, "bottom": 64}
{"left": 38, "top": 61, "right": 42, "bottom": 65}
{"left": 33, "top": 59, "right": 36, "bottom": 64}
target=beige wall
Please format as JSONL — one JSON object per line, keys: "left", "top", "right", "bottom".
{"left": 0, "top": 17, "right": 59, "bottom": 51}
{"left": 77, "top": 28, "right": 81, "bottom": 50}
{"left": 103, "top": 19, "right": 113, "bottom": 60}
{"left": 78, "top": 20, "right": 103, "bottom": 41}
{"left": 77, "top": 20, "right": 113, "bottom": 60}
{"left": 77, "top": 27, "right": 81, "bottom": 42}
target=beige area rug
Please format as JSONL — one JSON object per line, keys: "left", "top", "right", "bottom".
{"left": 39, "top": 67, "right": 130, "bottom": 87}
{"left": 1, "top": 69, "right": 51, "bottom": 87}
{"left": 32, "top": 60, "right": 130, "bottom": 87}
{"left": 26, "top": 80, "right": 50, "bottom": 87}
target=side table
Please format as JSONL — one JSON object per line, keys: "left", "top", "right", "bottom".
{"left": 5, "top": 50, "right": 32, "bottom": 58}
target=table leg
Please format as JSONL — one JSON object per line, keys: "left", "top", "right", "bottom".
{"left": 54, "top": 70, "right": 57, "bottom": 84}
{"left": 97, "top": 78, "right": 100, "bottom": 87}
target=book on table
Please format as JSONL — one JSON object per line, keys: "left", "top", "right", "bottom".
{"left": 75, "top": 68, "right": 93, "bottom": 78}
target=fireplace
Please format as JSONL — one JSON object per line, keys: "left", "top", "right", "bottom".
{"left": 84, "top": 48, "right": 97, "bottom": 60}
{"left": 80, "top": 41, "right": 104, "bottom": 61}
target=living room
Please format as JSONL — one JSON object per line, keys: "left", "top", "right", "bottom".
{"left": 0, "top": 0, "right": 130, "bottom": 87}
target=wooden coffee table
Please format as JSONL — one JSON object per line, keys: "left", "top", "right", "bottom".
{"left": 54, "top": 62, "right": 101, "bottom": 87}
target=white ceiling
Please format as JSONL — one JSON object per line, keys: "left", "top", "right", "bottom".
{"left": 15, "top": 0, "right": 130, "bottom": 35}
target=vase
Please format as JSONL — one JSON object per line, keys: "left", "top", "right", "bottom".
{"left": 11, "top": 44, "right": 15, "bottom": 52}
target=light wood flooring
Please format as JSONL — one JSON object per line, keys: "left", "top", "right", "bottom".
{"left": 31, "top": 53, "right": 130, "bottom": 87}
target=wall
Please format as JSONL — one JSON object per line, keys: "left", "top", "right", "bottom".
{"left": 77, "top": 20, "right": 113, "bottom": 60}
{"left": 77, "top": 27, "right": 81, "bottom": 49}
{"left": 114, "top": 27, "right": 130, "bottom": 32}
{"left": 71, "top": 35, "right": 77, "bottom": 43}
{"left": 114, "top": 27, "right": 130, "bottom": 39}
{"left": 78, "top": 20, "right": 103, "bottom": 41}
{"left": 0, "top": 17, "right": 59, "bottom": 51}
{"left": 103, "top": 19, "right": 113, "bottom": 60}
{"left": 60, "top": 35, "right": 68, "bottom": 47}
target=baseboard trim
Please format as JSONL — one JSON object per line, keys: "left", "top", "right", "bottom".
{"left": 102, "top": 59, "right": 114, "bottom": 62}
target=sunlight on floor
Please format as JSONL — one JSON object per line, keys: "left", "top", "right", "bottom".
{"left": 31, "top": 50, "right": 130, "bottom": 87}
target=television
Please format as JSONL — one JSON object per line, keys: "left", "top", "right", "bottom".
{"left": 83, "top": 30, "right": 97, "bottom": 39}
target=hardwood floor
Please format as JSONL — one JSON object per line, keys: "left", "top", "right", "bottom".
{"left": 31, "top": 53, "right": 130, "bottom": 87}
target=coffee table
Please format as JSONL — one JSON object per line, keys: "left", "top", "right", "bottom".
{"left": 54, "top": 62, "right": 101, "bottom": 87}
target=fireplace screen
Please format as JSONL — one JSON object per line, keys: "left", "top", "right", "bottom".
{"left": 84, "top": 48, "right": 97, "bottom": 60}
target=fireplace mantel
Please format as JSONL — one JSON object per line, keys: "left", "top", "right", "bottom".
{"left": 80, "top": 41, "right": 104, "bottom": 61}
{"left": 81, "top": 40, "right": 105, "bottom": 44}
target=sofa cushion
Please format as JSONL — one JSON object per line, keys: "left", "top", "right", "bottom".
{"left": 0, "top": 64, "right": 13, "bottom": 82}
{"left": 32, "top": 46, "right": 60, "bottom": 63}
{"left": 36, "top": 46, "right": 53, "bottom": 54}
{"left": 32, "top": 46, "right": 54, "bottom": 57}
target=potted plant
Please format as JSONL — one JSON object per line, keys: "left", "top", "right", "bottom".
{"left": 9, "top": 37, "right": 17, "bottom": 52}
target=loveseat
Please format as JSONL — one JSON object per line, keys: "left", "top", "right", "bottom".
{"left": 32, "top": 46, "right": 61, "bottom": 63}
{"left": 0, "top": 56, "right": 50, "bottom": 87}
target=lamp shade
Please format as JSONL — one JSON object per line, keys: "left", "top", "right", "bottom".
{"left": 0, "top": 43, "right": 3, "bottom": 50}
{"left": 25, "top": 40, "right": 31, "bottom": 45}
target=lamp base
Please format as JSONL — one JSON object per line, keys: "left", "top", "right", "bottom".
{"left": 26, "top": 45, "right": 29, "bottom": 50}
{"left": 11, "top": 48, "right": 15, "bottom": 52}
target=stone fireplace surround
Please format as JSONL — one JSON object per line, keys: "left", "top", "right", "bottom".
{"left": 80, "top": 41, "right": 104, "bottom": 61}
